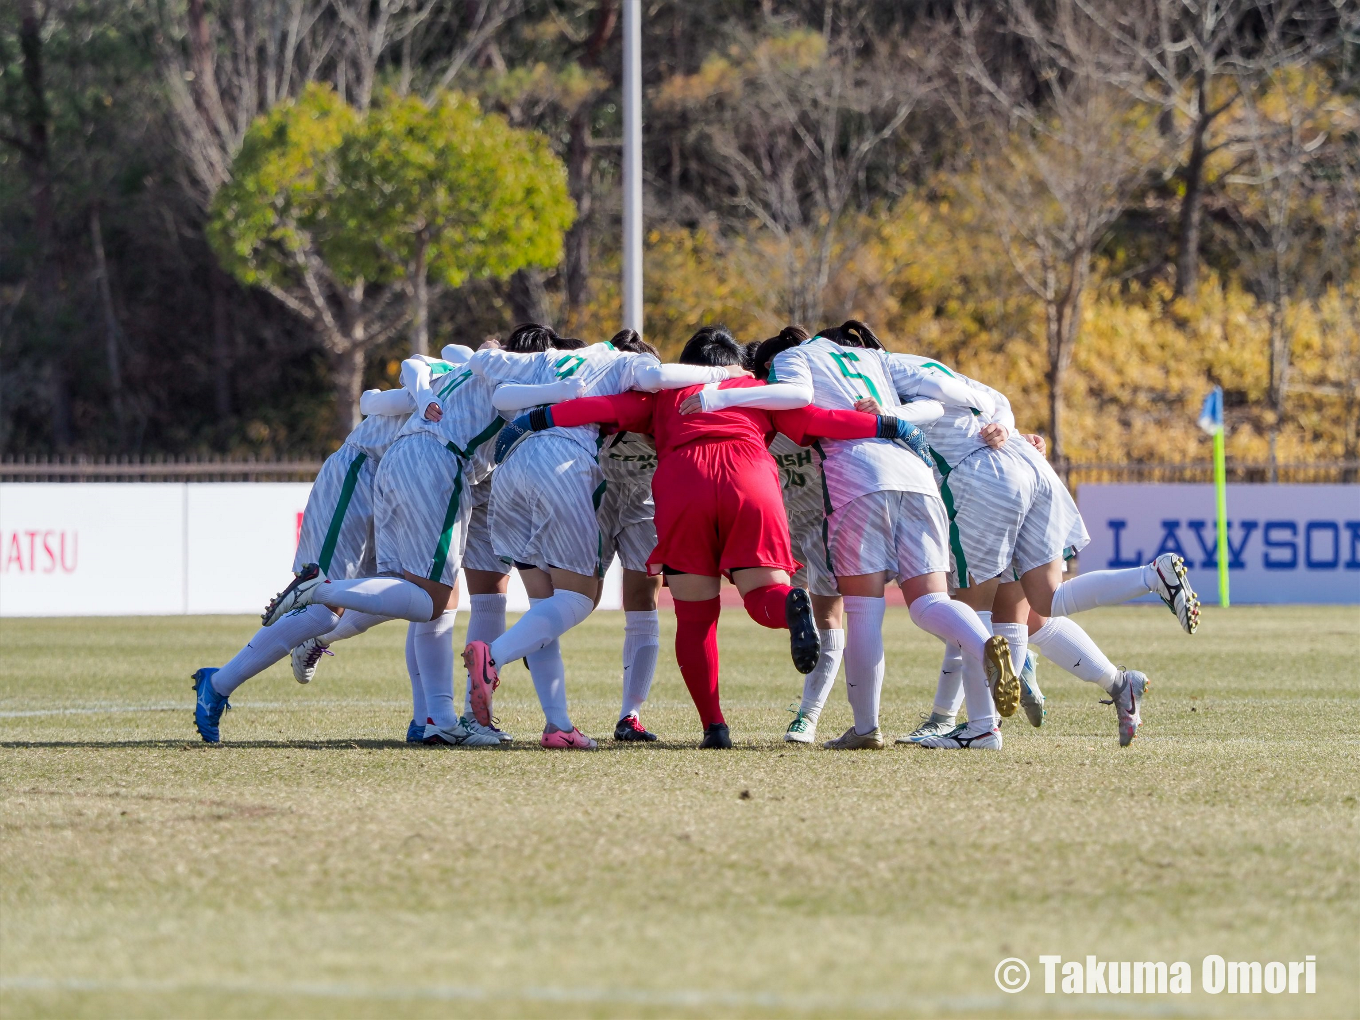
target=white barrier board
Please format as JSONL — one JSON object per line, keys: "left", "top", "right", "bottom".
{"left": 1, "top": 483, "right": 621, "bottom": 616}
{"left": 1077, "top": 484, "right": 1360, "bottom": 604}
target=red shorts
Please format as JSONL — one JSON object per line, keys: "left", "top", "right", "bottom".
{"left": 648, "top": 439, "right": 799, "bottom": 579}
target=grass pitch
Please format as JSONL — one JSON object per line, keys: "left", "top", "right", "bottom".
{"left": 1, "top": 605, "right": 1356, "bottom": 1019}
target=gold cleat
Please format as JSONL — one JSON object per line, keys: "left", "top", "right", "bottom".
{"left": 984, "top": 634, "right": 1021, "bottom": 717}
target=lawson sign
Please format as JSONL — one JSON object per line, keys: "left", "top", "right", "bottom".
{"left": 1077, "top": 484, "right": 1360, "bottom": 605}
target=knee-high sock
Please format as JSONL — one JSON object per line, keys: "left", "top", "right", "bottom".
{"left": 1029, "top": 616, "right": 1120, "bottom": 692}
{"left": 319, "top": 610, "right": 386, "bottom": 646}
{"left": 521, "top": 597, "right": 573, "bottom": 731}
{"left": 799, "top": 628, "right": 845, "bottom": 720}
{"left": 933, "top": 642, "right": 966, "bottom": 717}
{"left": 673, "top": 597, "right": 723, "bottom": 728}
{"left": 842, "top": 595, "right": 886, "bottom": 734}
{"left": 463, "top": 593, "right": 508, "bottom": 715}
{"left": 414, "top": 610, "right": 458, "bottom": 731}
{"left": 1050, "top": 564, "right": 1155, "bottom": 617}
{"left": 489, "top": 590, "right": 593, "bottom": 665}
{"left": 315, "top": 577, "right": 433, "bottom": 622}
{"left": 212, "top": 604, "right": 339, "bottom": 695}
{"left": 960, "top": 649, "right": 997, "bottom": 732}
{"left": 620, "top": 610, "right": 660, "bottom": 719}
{"left": 908, "top": 592, "right": 990, "bottom": 662}
{"left": 993, "top": 621, "right": 1028, "bottom": 675}
{"left": 742, "top": 584, "right": 793, "bottom": 629}
{"left": 405, "top": 623, "right": 425, "bottom": 726}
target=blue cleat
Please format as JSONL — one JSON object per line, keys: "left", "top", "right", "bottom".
{"left": 191, "top": 667, "right": 230, "bottom": 743}
{"left": 1018, "top": 649, "right": 1046, "bottom": 728}
{"left": 405, "top": 718, "right": 426, "bottom": 743}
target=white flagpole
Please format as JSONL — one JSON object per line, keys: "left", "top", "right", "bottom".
{"left": 621, "top": 0, "right": 643, "bottom": 337}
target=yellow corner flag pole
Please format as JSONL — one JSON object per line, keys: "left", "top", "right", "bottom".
{"left": 1213, "top": 426, "right": 1229, "bottom": 608}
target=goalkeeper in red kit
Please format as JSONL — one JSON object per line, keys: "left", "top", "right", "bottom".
{"left": 494, "top": 325, "right": 933, "bottom": 748}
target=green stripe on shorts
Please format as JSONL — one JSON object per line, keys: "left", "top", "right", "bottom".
{"left": 429, "top": 459, "right": 465, "bottom": 582}
{"left": 317, "top": 451, "right": 367, "bottom": 574}
{"left": 930, "top": 449, "right": 969, "bottom": 588}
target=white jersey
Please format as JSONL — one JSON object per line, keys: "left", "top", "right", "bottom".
{"left": 469, "top": 343, "right": 657, "bottom": 458}
{"left": 888, "top": 354, "right": 1016, "bottom": 471}
{"left": 343, "top": 408, "right": 410, "bottom": 462}
{"left": 768, "top": 433, "right": 825, "bottom": 523}
{"left": 396, "top": 357, "right": 502, "bottom": 484}
{"left": 769, "top": 337, "right": 941, "bottom": 510}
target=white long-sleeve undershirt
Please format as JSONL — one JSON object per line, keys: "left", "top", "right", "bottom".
{"left": 491, "top": 378, "right": 587, "bottom": 413}
{"left": 694, "top": 381, "right": 813, "bottom": 412}
{"left": 359, "top": 388, "right": 416, "bottom": 416}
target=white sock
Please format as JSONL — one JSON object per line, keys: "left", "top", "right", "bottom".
{"left": 319, "top": 610, "right": 386, "bottom": 646}
{"left": 316, "top": 576, "right": 433, "bottom": 622}
{"left": 463, "top": 593, "right": 508, "bottom": 715}
{"left": 842, "top": 596, "right": 886, "bottom": 734}
{"left": 489, "top": 589, "right": 594, "bottom": 664}
{"left": 908, "top": 592, "right": 989, "bottom": 662}
{"left": 1030, "top": 616, "right": 1120, "bottom": 692}
{"left": 799, "top": 628, "right": 844, "bottom": 720}
{"left": 1050, "top": 565, "right": 1154, "bottom": 617}
{"left": 516, "top": 599, "right": 573, "bottom": 730}
{"left": 213, "top": 604, "right": 339, "bottom": 695}
{"left": 620, "top": 610, "right": 660, "bottom": 719}
{"left": 405, "top": 623, "right": 425, "bottom": 726}
{"left": 933, "top": 643, "right": 965, "bottom": 717}
{"left": 993, "top": 621, "right": 1028, "bottom": 675}
{"left": 414, "top": 610, "right": 458, "bottom": 731}
{"left": 961, "top": 649, "right": 997, "bottom": 733}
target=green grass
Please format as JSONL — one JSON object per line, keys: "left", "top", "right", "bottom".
{"left": 1, "top": 606, "right": 1356, "bottom": 1019}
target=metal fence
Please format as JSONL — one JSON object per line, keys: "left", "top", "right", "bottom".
{"left": 2, "top": 454, "right": 1357, "bottom": 485}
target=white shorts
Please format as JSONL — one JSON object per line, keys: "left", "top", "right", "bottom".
{"left": 942, "top": 443, "right": 1089, "bottom": 585}
{"left": 373, "top": 433, "right": 470, "bottom": 587}
{"left": 789, "top": 513, "right": 839, "bottom": 597}
{"left": 293, "top": 442, "right": 376, "bottom": 579}
{"left": 462, "top": 478, "right": 506, "bottom": 574}
{"left": 825, "top": 489, "right": 950, "bottom": 583}
{"left": 491, "top": 433, "right": 604, "bottom": 577}
{"left": 598, "top": 480, "right": 656, "bottom": 574}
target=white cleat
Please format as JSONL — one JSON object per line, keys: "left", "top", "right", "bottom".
{"left": 462, "top": 714, "right": 513, "bottom": 744}
{"left": 896, "top": 713, "right": 957, "bottom": 744}
{"left": 423, "top": 721, "right": 502, "bottom": 747}
{"left": 984, "top": 634, "right": 1020, "bottom": 717}
{"left": 290, "top": 638, "right": 332, "bottom": 684}
{"left": 1150, "top": 553, "right": 1200, "bottom": 634}
{"left": 1103, "top": 669, "right": 1150, "bottom": 747}
{"left": 914, "top": 723, "right": 1002, "bottom": 750}
{"left": 262, "top": 563, "right": 328, "bottom": 626}
{"left": 784, "top": 707, "right": 817, "bottom": 744}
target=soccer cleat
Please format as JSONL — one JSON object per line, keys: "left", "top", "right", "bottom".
{"left": 1150, "top": 553, "right": 1200, "bottom": 634}
{"left": 262, "top": 563, "right": 328, "bottom": 626}
{"left": 462, "top": 714, "right": 513, "bottom": 744}
{"left": 700, "top": 722, "right": 732, "bottom": 749}
{"left": 895, "top": 712, "right": 957, "bottom": 744}
{"left": 785, "top": 587, "right": 820, "bottom": 674}
{"left": 462, "top": 641, "right": 500, "bottom": 727}
{"left": 914, "top": 723, "right": 1002, "bottom": 750}
{"left": 540, "top": 726, "right": 597, "bottom": 750}
{"left": 405, "top": 719, "right": 425, "bottom": 743}
{"left": 424, "top": 720, "right": 501, "bottom": 747}
{"left": 823, "top": 726, "right": 884, "bottom": 750}
{"left": 1018, "top": 650, "right": 1046, "bottom": 728}
{"left": 191, "top": 667, "right": 230, "bottom": 744}
{"left": 290, "top": 638, "right": 332, "bottom": 684}
{"left": 614, "top": 714, "right": 658, "bottom": 742}
{"left": 1101, "top": 668, "right": 1150, "bottom": 747}
{"left": 984, "top": 634, "right": 1020, "bottom": 718}
{"left": 783, "top": 707, "right": 817, "bottom": 744}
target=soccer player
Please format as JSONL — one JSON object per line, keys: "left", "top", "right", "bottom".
{"left": 690, "top": 321, "right": 1019, "bottom": 750}
{"left": 497, "top": 325, "right": 931, "bottom": 748}
{"left": 463, "top": 328, "right": 743, "bottom": 749}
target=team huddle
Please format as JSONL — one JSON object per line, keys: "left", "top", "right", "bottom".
{"left": 191, "top": 320, "right": 1201, "bottom": 751}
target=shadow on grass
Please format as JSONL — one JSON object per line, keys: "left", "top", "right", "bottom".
{"left": 0, "top": 738, "right": 780, "bottom": 753}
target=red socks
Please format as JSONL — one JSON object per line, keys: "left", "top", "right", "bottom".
{"left": 673, "top": 597, "right": 723, "bottom": 728}
{"left": 742, "top": 583, "right": 793, "bottom": 630}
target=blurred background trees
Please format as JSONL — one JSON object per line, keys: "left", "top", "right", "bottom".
{"left": 1, "top": 0, "right": 1356, "bottom": 462}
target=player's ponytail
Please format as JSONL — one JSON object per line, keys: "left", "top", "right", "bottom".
{"left": 608, "top": 328, "right": 659, "bottom": 360}
{"left": 504, "top": 323, "right": 585, "bottom": 353}
{"left": 677, "top": 324, "right": 744, "bottom": 367}
{"left": 751, "top": 324, "right": 811, "bottom": 380}
{"left": 817, "top": 319, "right": 885, "bottom": 350}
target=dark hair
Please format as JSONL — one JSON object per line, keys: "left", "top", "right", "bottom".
{"left": 678, "top": 324, "right": 744, "bottom": 367}
{"left": 815, "top": 319, "right": 884, "bottom": 350}
{"left": 751, "top": 325, "right": 810, "bottom": 380}
{"left": 608, "top": 328, "right": 659, "bottom": 360}
{"left": 504, "top": 322, "right": 585, "bottom": 353}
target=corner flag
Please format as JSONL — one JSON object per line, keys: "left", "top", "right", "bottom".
{"left": 1198, "top": 387, "right": 1229, "bottom": 608}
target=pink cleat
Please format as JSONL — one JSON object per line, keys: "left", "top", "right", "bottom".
{"left": 540, "top": 726, "right": 597, "bottom": 750}
{"left": 462, "top": 641, "right": 500, "bottom": 727}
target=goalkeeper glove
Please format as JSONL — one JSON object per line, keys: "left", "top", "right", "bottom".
{"left": 494, "top": 407, "right": 554, "bottom": 464}
{"left": 876, "top": 416, "right": 932, "bottom": 466}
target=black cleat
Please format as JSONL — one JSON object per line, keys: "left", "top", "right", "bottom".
{"left": 785, "top": 587, "right": 820, "bottom": 674}
{"left": 614, "top": 715, "right": 658, "bottom": 742}
{"left": 700, "top": 722, "right": 732, "bottom": 749}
